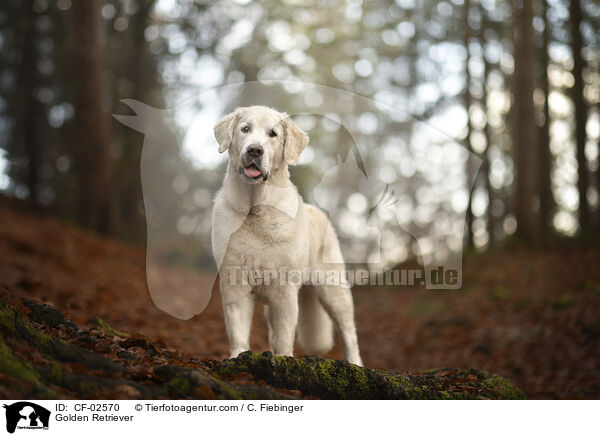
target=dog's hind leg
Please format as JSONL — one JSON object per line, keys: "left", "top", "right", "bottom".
{"left": 317, "top": 284, "right": 363, "bottom": 366}
{"left": 297, "top": 285, "right": 334, "bottom": 354}
{"left": 221, "top": 285, "right": 255, "bottom": 358}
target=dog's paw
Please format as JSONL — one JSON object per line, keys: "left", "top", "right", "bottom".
{"left": 229, "top": 348, "right": 249, "bottom": 359}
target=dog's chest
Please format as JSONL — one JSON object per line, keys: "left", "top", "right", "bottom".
{"left": 224, "top": 204, "right": 307, "bottom": 270}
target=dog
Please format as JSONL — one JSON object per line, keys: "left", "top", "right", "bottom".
{"left": 211, "top": 106, "right": 362, "bottom": 366}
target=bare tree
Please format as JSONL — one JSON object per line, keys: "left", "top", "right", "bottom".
{"left": 569, "top": 0, "right": 590, "bottom": 233}
{"left": 511, "top": 0, "right": 539, "bottom": 244}
{"left": 18, "top": 3, "right": 43, "bottom": 209}
{"left": 480, "top": 2, "right": 495, "bottom": 247}
{"left": 538, "top": 0, "right": 553, "bottom": 238}
{"left": 464, "top": 0, "right": 475, "bottom": 248}
{"left": 115, "top": 0, "right": 157, "bottom": 242}
{"left": 72, "top": 0, "right": 114, "bottom": 233}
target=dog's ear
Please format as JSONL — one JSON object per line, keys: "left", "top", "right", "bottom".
{"left": 214, "top": 109, "right": 242, "bottom": 153}
{"left": 283, "top": 116, "right": 309, "bottom": 166}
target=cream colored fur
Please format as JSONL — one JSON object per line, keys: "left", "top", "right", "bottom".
{"left": 211, "top": 106, "right": 362, "bottom": 366}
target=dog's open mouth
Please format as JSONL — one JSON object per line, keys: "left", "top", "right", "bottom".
{"left": 240, "top": 163, "right": 268, "bottom": 181}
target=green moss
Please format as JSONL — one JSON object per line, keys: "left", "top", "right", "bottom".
{"left": 0, "top": 303, "right": 17, "bottom": 334}
{"left": 47, "top": 361, "right": 63, "bottom": 382}
{"left": 480, "top": 373, "right": 526, "bottom": 399}
{"left": 0, "top": 337, "right": 41, "bottom": 385}
{"left": 213, "top": 353, "right": 527, "bottom": 400}
{"left": 167, "top": 376, "right": 191, "bottom": 395}
{"left": 269, "top": 354, "right": 360, "bottom": 398}
{"left": 77, "top": 380, "right": 101, "bottom": 394}
{"left": 0, "top": 300, "right": 55, "bottom": 356}
{"left": 1, "top": 300, "right": 118, "bottom": 374}
{"left": 438, "top": 390, "right": 474, "bottom": 400}
{"left": 154, "top": 364, "right": 294, "bottom": 400}
{"left": 92, "top": 318, "right": 130, "bottom": 338}
{"left": 215, "top": 384, "right": 244, "bottom": 400}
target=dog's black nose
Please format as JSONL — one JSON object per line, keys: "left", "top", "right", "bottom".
{"left": 246, "top": 144, "right": 263, "bottom": 158}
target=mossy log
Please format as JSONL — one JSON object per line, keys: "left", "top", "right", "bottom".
{"left": 212, "top": 352, "right": 525, "bottom": 399}
{"left": 0, "top": 292, "right": 525, "bottom": 399}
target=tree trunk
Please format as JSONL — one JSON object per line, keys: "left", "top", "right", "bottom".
{"left": 569, "top": 0, "right": 589, "bottom": 233}
{"left": 19, "top": 2, "right": 43, "bottom": 210}
{"left": 511, "top": 0, "right": 539, "bottom": 244}
{"left": 72, "top": 0, "right": 114, "bottom": 234}
{"left": 480, "top": 3, "right": 494, "bottom": 248}
{"left": 464, "top": 0, "right": 475, "bottom": 248}
{"left": 538, "top": 0, "right": 553, "bottom": 239}
{"left": 116, "top": 0, "right": 155, "bottom": 242}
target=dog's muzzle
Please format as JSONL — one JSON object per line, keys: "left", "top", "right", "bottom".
{"left": 240, "top": 147, "right": 268, "bottom": 182}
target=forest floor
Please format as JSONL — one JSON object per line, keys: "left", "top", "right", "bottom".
{"left": 1, "top": 199, "right": 599, "bottom": 399}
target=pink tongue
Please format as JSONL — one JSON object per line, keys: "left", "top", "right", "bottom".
{"left": 243, "top": 167, "right": 261, "bottom": 178}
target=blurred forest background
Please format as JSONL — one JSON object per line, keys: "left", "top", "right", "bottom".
{"left": 1, "top": 0, "right": 600, "bottom": 399}
{"left": 1, "top": 0, "right": 599, "bottom": 252}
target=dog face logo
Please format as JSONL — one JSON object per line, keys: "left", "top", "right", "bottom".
{"left": 2, "top": 402, "right": 50, "bottom": 433}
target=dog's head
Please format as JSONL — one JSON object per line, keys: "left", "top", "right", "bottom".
{"left": 214, "top": 106, "right": 308, "bottom": 184}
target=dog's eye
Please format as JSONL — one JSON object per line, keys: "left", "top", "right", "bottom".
{"left": 269, "top": 129, "right": 277, "bottom": 137}
{"left": 241, "top": 125, "right": 250, "bottom": 133}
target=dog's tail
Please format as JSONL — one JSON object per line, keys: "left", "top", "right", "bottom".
{"left": 297, "top": 285, "right": 334, "bottom": 354}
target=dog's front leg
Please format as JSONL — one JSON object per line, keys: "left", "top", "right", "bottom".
{"left": 221, "top": 284, "right": 254, "bottom": 359}
{"left": 265, "top": 285, "right": 299, "bottom": 357}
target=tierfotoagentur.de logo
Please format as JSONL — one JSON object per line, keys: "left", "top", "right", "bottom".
{"left": 2, "top": 402, "right": 50, "bottom": 434}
